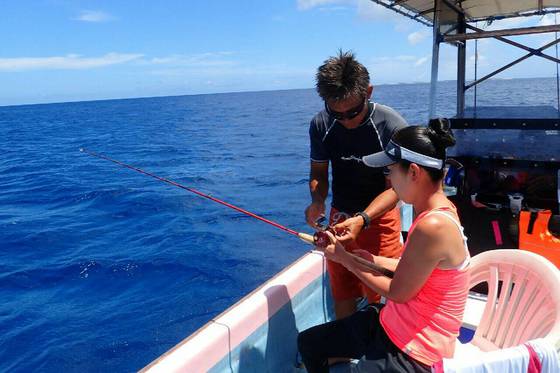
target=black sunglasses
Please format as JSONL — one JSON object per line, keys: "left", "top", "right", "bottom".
{"left": 325, "top": 98, "right": 367, "bottom": 121}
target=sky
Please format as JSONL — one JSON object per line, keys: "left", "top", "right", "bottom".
{"left": 1, "top": 0, "right": 559, "bottom": 106}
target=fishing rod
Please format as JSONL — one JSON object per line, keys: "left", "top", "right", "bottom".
{"left": 79, "top": 148, "right": 394, "bottom": 278}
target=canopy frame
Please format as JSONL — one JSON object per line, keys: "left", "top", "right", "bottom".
{"left": 370, "top": 0, "right": 560, "bottom": 118}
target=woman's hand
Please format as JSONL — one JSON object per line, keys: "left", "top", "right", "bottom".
{"left": 321, "top": 230, "right": 349, "bottom": 265}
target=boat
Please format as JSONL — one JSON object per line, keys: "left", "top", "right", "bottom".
{"left": 141, "top": 248, "right": 560, "bottom": 372}
{"left": 142, "top": 1, "right": 560, "bottom": 371}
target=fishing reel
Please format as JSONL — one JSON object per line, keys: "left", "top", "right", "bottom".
{"left": 312, "top": 216, "right": 347, "bottom": 248}
{"left": 313, "top": 230, "right": 332, "bottom": 248}
{"left": 312, "top": 216, "right": 331, "bottom": 248}
{"left": 298, "top": 216, "right": 394, "bottom": 278}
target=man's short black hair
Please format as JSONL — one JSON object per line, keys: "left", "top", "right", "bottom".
{"left": 315, "top": 50, "right": 370, "bottom": 102}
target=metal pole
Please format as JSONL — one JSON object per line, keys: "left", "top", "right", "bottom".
{"left": 444, "top": 24, "right": 560, "bottom": 42}
{"left": 457, "top": 14, "right": 466, "bottom": 118}
{"left": 474, "top": 32, "right": 478, "bottom": 117}
{"left": 429, "top": 0, "right": 440, "bottom": 120}
{"left": 556, "top": 13, "right": 560, "bottom": 115}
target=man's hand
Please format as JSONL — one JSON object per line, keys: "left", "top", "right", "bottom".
{"left": 305, "top": 201, "right": 326, "bottom": 228}
{"left": 332, "top": 188, "right": 399, "bottom": 243}
{"left": 333, "top": 216, "right": 364, "bottom": 243}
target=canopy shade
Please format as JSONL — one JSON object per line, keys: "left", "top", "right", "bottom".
{"left": 371, "top": 0, "right": 560, "bottom": 26}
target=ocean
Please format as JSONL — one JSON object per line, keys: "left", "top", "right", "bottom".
{"left": 1, "top": 77, "right": 558, "bottom": 371}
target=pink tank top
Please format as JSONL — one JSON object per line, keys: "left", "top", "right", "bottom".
{"left": 379, "top": 207, "right": 470, "bottom": 366}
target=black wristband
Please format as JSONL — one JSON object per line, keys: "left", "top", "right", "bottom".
{"left": 354, "top": 212, "right": 371, "bottom": 230}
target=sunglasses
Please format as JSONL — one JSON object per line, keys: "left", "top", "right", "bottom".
{"left": 325, "top": 98, "right": 367, "bottom": 121}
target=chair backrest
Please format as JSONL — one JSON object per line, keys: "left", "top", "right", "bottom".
{"left": 468, "top": 249, "right": 560, "bottom": 352}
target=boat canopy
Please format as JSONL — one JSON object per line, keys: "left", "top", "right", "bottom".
{"left": 369, "top": 1, "right": 560, "bottom": 118}
{"left": 371, "top": 0, "right": 560, "bottom": 26}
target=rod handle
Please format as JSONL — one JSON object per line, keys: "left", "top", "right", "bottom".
{"left": 298, "top": 232, "right": 315, "bottom": 245}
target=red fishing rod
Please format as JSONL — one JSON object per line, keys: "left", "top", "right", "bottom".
{"left": 80, "top": 148, "right": 299, "bottom": 237}
{"left": 80, "top": 148, "right": 394, "bottom": 278}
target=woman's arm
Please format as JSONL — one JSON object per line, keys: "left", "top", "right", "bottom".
{"left": 324, "top": 216, "right": 447, "bottom": 303}
{"left": 362, "top": 253, "right": 400, "bottom": 273}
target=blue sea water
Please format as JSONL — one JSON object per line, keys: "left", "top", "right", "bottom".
{"left": 1, "top": 78, "right": 558, "bottom": 371}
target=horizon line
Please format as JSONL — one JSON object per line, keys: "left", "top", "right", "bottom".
{"left": 1, "top": 75, "right": 557, "bottom": 108}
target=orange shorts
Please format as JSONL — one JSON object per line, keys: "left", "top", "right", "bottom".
{"left": 327, "top": 206, "right": 403, "bottom": 303}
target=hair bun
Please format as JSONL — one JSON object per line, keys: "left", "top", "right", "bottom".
{"left": 427, "top": 118, "right": 456, "bottom": 149}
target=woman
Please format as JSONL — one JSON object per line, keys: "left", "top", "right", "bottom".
{"left": 298, "top": 118, "right": 470, "bottom": 373}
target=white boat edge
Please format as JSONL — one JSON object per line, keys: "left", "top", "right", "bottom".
{"left": 141, "top": 250, "right": 487, "bottom": 373}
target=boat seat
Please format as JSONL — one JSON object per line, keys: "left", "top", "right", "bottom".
{"left": 436, "top": 249, "right": 560, "bottom": 372}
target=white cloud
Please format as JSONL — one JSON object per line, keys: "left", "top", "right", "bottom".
{"left": 356, "top": 0, "right": 399, "bottom": 22}
{"left": 408, "top": 30, "right": 429, "bottom": 45}
{"left": 149, "top": 62, "right": 314, "bottom": 80}
{"left": 398, "top": 55, "right": 417, "bottom": 61}
{"left": 297, "top": 0, "right": 413, "bottom": 29}
{"left": 414, "top": 56, "right": 429, "bottom": 66}
{"left": 73, "top": 10, "right": 116, "bottom": 23}
{"left": 394, "top": 20, "right": 415, "bottom": 33}
{"left": 371, "top": 55, "right": 417, "bottom": 63}
{"left": 468, "top": 54, "right": 485, "bottom": 62}
{"left": 0, "top": 53, "right": 143, "bottom": 72}
{"left": 0, "top": 51, "right": 239, "bottom": 73}
{"left": 144, "top": 52, "right": 236, "bottom": 68}
{"left": 365, "top": 54, "right": 431, "bottom": 83}
{"left": 537, "top": 14, "right": 557, "bottom": 27}
{"left": 297, "top": 0, "right": 348, "bottom": 11}
{"left": 468, "top": 53, "right": 488, "bottom": 70}
{"left": 319, "top": 6, "right": 351, "bottom": 12}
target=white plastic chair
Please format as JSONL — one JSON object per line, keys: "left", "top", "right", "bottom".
{"left": 439, "top": 249, "right": 560, "bottom": 371}
{"left": 467, "top": 249, "right": 560, "bottom": 352}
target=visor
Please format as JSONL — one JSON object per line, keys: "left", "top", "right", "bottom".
{"left": 362, "top": 140, "right": 444, "bottom": 169}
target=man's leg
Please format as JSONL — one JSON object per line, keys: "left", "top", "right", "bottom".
{"left": 328, "top": 208, "right": 363, "bottom": 319}
{"left": 356, "top": 207, "right": 403, "bottom": 303}
{"left": 334, "top": 299, "right": 357, "bottom": 320}
{"left": 326, "top": 259, "right": 362, "bottom": 319}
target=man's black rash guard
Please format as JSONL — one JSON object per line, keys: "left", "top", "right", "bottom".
{"left": 309, "top": 102, "right": 408, "bottom": 214}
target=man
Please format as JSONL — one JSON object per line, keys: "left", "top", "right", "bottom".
{"left": 305, "top": 51, "right": 407, "bottom": 319}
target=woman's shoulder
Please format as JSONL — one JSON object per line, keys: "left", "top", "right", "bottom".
{"left": 408, "top": 212, "right": 461, "bottom": 256}
{"left": 413, "top": 210, "right": 466, "bottom": 264}
{"left": 414, "top": 211, "right": 457, "bottom": 235}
